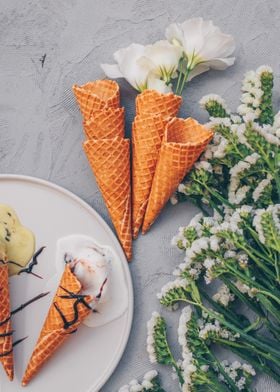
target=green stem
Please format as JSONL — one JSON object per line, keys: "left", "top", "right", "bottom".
{"left": 174, "top": 297, "right": 280, "bottom": 360}
{"left": 207, "top": 350, "right": 239, "bottom": 391}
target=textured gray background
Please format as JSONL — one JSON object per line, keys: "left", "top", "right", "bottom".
{"left": 1, "top": 1, "right": 280, "bottom": 391}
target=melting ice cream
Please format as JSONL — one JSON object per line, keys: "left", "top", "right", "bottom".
{"left": 55, "top": 234, "right": 129, "bottom": 327}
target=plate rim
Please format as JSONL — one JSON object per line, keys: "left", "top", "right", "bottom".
{"left": 0, "top": 174, "right": 134, "bottom": 392}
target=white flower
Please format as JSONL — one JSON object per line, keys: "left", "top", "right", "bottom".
{"left": 142, "top": 40, "right": 182, "bottom": 81}
{"left": 199, "top": 94, "right": 229, "bottom": 113}
{"left": 194, "top": 161, "right": 213, "bottom": 172}
{"left": 166, "top": 17, "right": 235, "bottom": 79}
{"left": 101, "top": 43, "right": 151, "bottom": 91}
{"left": 143, "top": 370, "right": 158, "bottom": 381}
{"left": 256, "top": 65, "right": 273, "bottom": 76}
{"left": 146, "top": 311, "right": 161, "bottom": 363}
{"left": 213, "top": 284, "right": 235, "bottom": 307}
{"left": 252, "top": 174, "right": 273, "bottom": 202}
{"left": 101, "top": 41, "right": 180, "bottom": 93}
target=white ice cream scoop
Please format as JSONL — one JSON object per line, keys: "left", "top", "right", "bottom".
{"left": 55, "top": 235, "right": 128, "bottom": 328}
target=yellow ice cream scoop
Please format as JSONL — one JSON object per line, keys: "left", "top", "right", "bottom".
{"left": 0, "top": 204, "right": 35, "bottom": 275}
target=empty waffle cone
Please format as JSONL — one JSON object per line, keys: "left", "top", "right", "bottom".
{"left": 73, "top": 79, "right": 120, "bottom": 121}
{"left": 22, "top": 265, "right": 92, "bottom": 386}
{"left": 0, "top": 264, "right": 14, "bottom": 381}
{"left": 142, "top": 118, "right": 213, "bottom": 233}
{"left": 83, "top": 137, "right": 132, "bottom": 260}
{"left": 132, "top": 114, "right": 168, "bottom": 239}
{"left": 84, "top": 107, "right": 125, "bottom": 140}
{"left": 136, "top": 89, "right": 182, "bottom": 118}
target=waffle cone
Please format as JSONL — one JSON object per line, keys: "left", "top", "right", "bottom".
{"left": 73, "top": 80, "right": 120, "bottom": 121}
{"left": 84, "top": 107, "right": 125, "bottom": 140}
{"left": 132, "top": 114, "right": 168, "bottom": 238}
{"left": 136, "top": 90, "right": 182, "bottom": 118}
{"left": 83, "top": 137, "right": 132, "bottom": 260}
{"left": 22, "top": 265, "right": 92, "bottom": 386}
{"left": 142, "top": 118, "right": 213, "bottom": 233}
{"left": 0, "top": 264, "right": 14, "bottom": 381}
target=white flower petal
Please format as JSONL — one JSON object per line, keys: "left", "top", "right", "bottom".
{"left": 165, "top": 22, "right": 185, "bottom": 46}
{"left": 165, "top": 17, "right": 235, "bottom": 73}
{"left": 206, "top": 57, "right": 236, "bottom": 70}
{"left": 147, "top": 75, "right": 172, "bottom": 93}
{"left": 143, "top": 40, "right": 182, "bottom": 78}
{"left": 101, "top": 43, "right": 151, "bottom": 91}
{"left": 188, "top": 63, "right": 210, "bottom": 80}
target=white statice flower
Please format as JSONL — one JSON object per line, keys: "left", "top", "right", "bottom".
{"left": 171, "top": 227, "right": 186, "bottom": 248}
{"left": 221, "top": 360, "right": 255, "bottom": 390}
{"left": 231, "top": 123, "right": 251, "bottom": 148}
{"left": 254, "top": 205, "right": 280, "bottom": 246}
{"left": 177, "top": 307, "right": 197, "bottom": 391}
{"left": 228, "top": 153, "right": 260, "bottom": 204}
{"left": 194, "top": 160, "right": 213, "bottom": 172}
{"left": 256, "top": 65, "right": 273, "bottom": 76}
{"left": 143, "top": 370, "right": 158, "bottom": 381}
{"left": 212, "top": 284, "right": 235, "bottom": 307}
{"left": 166, "top": 18, "right": 235, "bottom": 80}
{"left": 254, "top": 122, "right": 280, "bottom": 146}
{"left": 208, "top": 117, "right": 232, "bottom": 127}
{"left": 235, "top": 280, "right": 258, "bottom": 298}
{"left": 178, "top": 183, "right": 187, "bottom": 194}
{"left": 230, "top": 114, "right": 242, "bottom": 124}
{"left": 252, "top": 174, "right": 273, "bottom": 202}
{"left": 213, "top": 137, "right": 228, "bottom": 158}
{"left": 146, "top": 311, "right": 161, "bottom": 363}
{"left": 157, "top": 278, "right": 189, "bottom": 301}
{"left": 199, "top": 94, "right": 230, "bottom": 113}
{"left": 170, "top": 193, "right": 179, "bottom": 205}
{"left": 237, "top": 69, "right": 265, "bottom": 122}
{"left": 199, "top": 317, "right": 239, "bottom": 341}
{"left": 101, "top": 42, "right": 173, "bottom": 93}
{"left": 253, "top": 208, "right": 266, "bottom": 244}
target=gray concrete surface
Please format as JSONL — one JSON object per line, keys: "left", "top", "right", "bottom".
{"left": 1, "top": 1, "right": 280, "bottom": 390}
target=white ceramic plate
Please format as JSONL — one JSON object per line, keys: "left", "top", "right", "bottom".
{"left": 0, "top": 175, "right": 133, "bottom": 392}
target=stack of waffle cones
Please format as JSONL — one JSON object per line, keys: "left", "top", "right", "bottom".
{"left": 132, "top": 90, "right": 182, "bottom": 238}
{"left": 22, "top": 265, "right": 92, "bottom": 386}
{"left": 73, "top": 80, "right": 213, "bottom": 257}
{"left": 73, "top": 80, "right": 132, "bottom": 261}
{"left": 132, "top": 90, "right": 213, "bottom": 235}
{"left": 142, "top": 117, "right": 213, "bottom": 233}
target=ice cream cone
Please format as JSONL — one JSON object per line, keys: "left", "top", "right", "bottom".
{"left": 22, "top": 265, "right": 92, "bottom": 386}
{"left": 136, "top": 89, "right": 182, "bottom": 118}
{"left": 132, "top": 114, "right": 168, "bottom": 239}
{"left": 0, "top": 264, "right": 14, "bottom": 381}
{"left": 73, "top": 80, "right": 120, "bottom": 121}
{"left": 83, "top": 137, "right": 132, "bottom": 260}
{"left": 84, "top": 107, "right": 125, "bottom": 140}
{"left": 142, "top": 118, "right": 213, "bottom": 233}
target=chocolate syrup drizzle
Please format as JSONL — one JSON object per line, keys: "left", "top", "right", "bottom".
{"left": 0, "top": 337, "right": 27, "bottom": 358}
{"left": 0, "top": 246, "right": 45, "bottom": 279}
{"left": 54, "top": 286, "right": 92, "bottom": 332}
{"left": 18, "top": 246, "right": 45, "bottom": 278}
{"left": 0, "top": 293, "right": 49, "bottom": 357}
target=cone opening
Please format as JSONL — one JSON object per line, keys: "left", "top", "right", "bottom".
{"left": 166, "top": 118, "right": 213, "bottom": 144}
{"left": 82, "top": 80, "right": 119, "bottom": 102}
{"left": 136, "top": 90, "right": 182, "bottom": 116}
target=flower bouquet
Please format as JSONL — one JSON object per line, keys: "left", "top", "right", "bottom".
{"left": 142, "top": 66, "right": 280, "bottom": 391}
